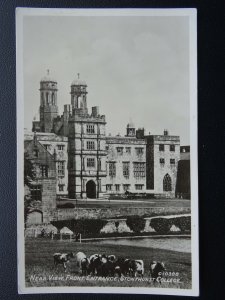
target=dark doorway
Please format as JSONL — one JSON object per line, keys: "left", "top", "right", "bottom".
{"left": 86, "top": 180, "right": 96, "bottom": 199}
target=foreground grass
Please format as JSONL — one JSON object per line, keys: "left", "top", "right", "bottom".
{"left": 25, "top": 239, "right": 191, "bottom": 289}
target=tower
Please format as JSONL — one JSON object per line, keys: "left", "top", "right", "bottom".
{"left": 68, "top": 75, "right": 107, "bottom": 199}
{"left": 126, "top": 121, "right": 136, "bottom": 137}
{"left": 39, "top": 70, "right": 58, "bottom": 132}
{"left": 70, "top": 73, "right": 88, "bottom": 116}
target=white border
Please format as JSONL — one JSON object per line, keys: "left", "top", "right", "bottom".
{"left": 16, "top": 8, "right": 198, "bottom": 296}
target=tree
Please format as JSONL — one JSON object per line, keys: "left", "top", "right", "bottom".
{"left": 24, "top": 151, "right": 36, "bottom": 185}
{"left": 24, "top": 151, "right": 36, "bottom": 225}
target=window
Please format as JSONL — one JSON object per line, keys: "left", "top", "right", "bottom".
{"left": 52, "top": 93, "right": 55, "bottom": 105}
{"left": 57, "top": 145, "right": 65, "bottom": 150}
{"left": 46, "top": 92, "right": 49, "bottom": 104}
{"left": 34, "top": 149, "right": 39, "bottom": 157}
{"left": 87, "top": 158, "right": 95, "bottom": 168}
{"left": 87, "top": 141, "right": 95, "bottom": 150}
{"left": 87, "top": 124, "right": 95, "bottom": 134}
{"left": 109, "top": 162, "right": 116, "bottom": 177}
{"left": 123, "top": 184, "right": 130, "bottom": 191}
{"left": 98, "top": 159, "right": 101, "bottom": 170}
{"left": 125, "top": 147, "right": 131, "bottom": 154}
{"left": 133, "top": 162, "right": 145, "bottom": 177}
{"left": 115, "top": 184, "right": 120, "bottom": 192}
{"left": 116, "top": 147, "right": 123, "bottom": 154}
{"left": 123, "top": 162, "right": 130, "bottom": 178}
{"left": 136, "top": 147, "right": 144, "bottom": 155}
{"left": 170, "top": 159, "right": 175, "bottom": 164}
{"left": 135, "top": 184, "right": 144, "bottom": 190}
{"left": 159, "top": 144, "right": 164, "bottom": 151}
{"left": 170, "top": 145, "right": 175, "bottom": 152}
{"left": 58, "top": 184, "right": 65, "bottom": 192}
{"left": 40, "top": 165, "right": 48, "bottom": 178}
{"left": 58, "top": 161, "right": 65, "bottom": 177}
{"left": 160, "top": 158, "right": 165, "bottom": 164}
{"left": 106, "top": 184, "right": 112, "bottom": 191}
{"left": 30, "top": 185, "right": 42, "bottom": 201}
{"left": 41, "top": 92, "right": 44, "bottom": 105}
{"left": 163, "top": 174, "right": 172, "bottom": 191}
{"left": 43, "top": 144, "right": 49, "bottom": 150}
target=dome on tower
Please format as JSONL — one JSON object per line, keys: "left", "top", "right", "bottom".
{"left": 71, "top": 73, "right": 87, "bottom": 86}
{"left": 40, "top": 70, "right": 57, "bottom": 83}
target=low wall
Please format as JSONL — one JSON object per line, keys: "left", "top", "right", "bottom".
{"left": 53, "top": 206, "right": 191, "bottom": 221}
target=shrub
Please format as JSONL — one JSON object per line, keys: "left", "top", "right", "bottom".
{"left": 150, "top": 218, "right": 172, "bottom": 234}
{"left": 126, "top": 215, "right": 146, "bottom": 233}
{"left": 172, "top": 216, "right": 191, "bottom": 232}
{"left": 74, "top": 219, "right": 108, "bottom": 236}
{"left": 51, "top": 219, "right": 108, "bottom": 236}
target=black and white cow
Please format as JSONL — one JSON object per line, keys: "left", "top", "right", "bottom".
{"left": 149, "top": 261, "right": 165, "bottom": 282}
{"left": 133, "top": 260, "right": 144, "bottom": 277}
{"left": 75, "top": 251, "right": 89, "bottom": 274}
{"left": 53, "top": 252, "right": 74, "bottom": 271}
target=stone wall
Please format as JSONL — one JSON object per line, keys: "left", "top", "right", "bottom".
{"left": 53, "top": 206, "right": 190, "bottom": 221}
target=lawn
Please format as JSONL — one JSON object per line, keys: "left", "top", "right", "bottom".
{"left": 25, "top": 238, "right": 192, "bottom": 289}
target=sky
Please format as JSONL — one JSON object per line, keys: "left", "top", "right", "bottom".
{"left": 23, "top": 14, "right": 190, "bottom": 145}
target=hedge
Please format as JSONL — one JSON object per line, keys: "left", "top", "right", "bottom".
{"left": 172, "top": 216, "right": 191, "bottom": 232}
{"left": 126, "top": 215, "right": 146, "bottom": 233}
{"left": 51, "top": 219, "right": 107, "bottom": 236}
{"left": 150, "top": 218, "right": 172, "bottom": 234}
{"left": 57, "top": 203, "right": 75, "bottom": 209}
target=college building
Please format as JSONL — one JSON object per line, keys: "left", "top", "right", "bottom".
{"left": 24, "top": 71, "right": 185, "bottom": 223}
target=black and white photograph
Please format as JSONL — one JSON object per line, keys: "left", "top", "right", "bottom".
{"left": 16, "top": 8, "right": 198, "bottom": 296}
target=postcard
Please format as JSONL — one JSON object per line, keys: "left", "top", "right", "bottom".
{"left": 17, "top": 8, "right": 198, "bottom": 296}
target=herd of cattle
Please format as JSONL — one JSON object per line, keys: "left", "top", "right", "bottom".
{"left": 53, "top": 251, "right": 165, "bottom": 280}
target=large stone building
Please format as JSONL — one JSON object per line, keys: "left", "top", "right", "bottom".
{"left": 25, "top": 71, "right": 181, "bottom": 211}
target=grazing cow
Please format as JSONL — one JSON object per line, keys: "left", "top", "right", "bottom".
{"left": 113, "top": 257, "right": 130, "bottom": 277}
{"left": 89, "top": 254, "right": 102, "bottom": 275}
{"left": 107, "top": 255, "right": 116, "bottom": 262}
{"left": 149, "top": 261, "right": 165, "bottom": 282}
{"left": 53, "top": 252, "right": 74, "bottom": 271}
{"left": 75, "top": 252, "right": 87, "bottom": 271}
{"left": 80, "top": 257, "right": 90, "bottom": 276}
{"left": 133, "top": 260, "right": 144, "bottom": 277}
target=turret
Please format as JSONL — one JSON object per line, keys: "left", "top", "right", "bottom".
{"left": 70, "top": 73, "right": 88, "bottom": 116}
{"left": 39, "top": 70, "right": 58, "bottom": 132}
{"left": 126, "top": 121, "right": 136, "bottom": 137}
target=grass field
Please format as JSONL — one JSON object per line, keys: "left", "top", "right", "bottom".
{"left": 25, "top": 238, "right": 192, "bottom": 289}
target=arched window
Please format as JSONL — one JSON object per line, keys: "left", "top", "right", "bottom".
{"left": 52, "top": 93, "right": 55, "bottom": 105}
{"left": 163, "top": 174, "right": 172, "bottom": 191}
{"left": 41, "top": 92, "right": 44, "bottom": 105}
{"left": 46, "top": 92, "right": 49, "bottom": 104}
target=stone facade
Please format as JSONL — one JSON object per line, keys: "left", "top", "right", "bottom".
{"left": 24, "top": 135, "right": 57, "bottom": 223}
{"left": 24, "top": 131, "right": 68, "bottom": 196}
{"left": 105, "top": 135, "right": 146, "bottom": 193}
{"left": 146, "top": 132, "right": 180, "bottom": 198}
{"left": 28, "top": 72, "right": 181, "bottom": 203}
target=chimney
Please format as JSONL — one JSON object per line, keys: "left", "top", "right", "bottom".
{"left": 136, "top": 128, "right": 145, "bottom": 139}
{"left": 164, "top": 129, "right": 169, "bottom": 136}
{"left": 92, "top": 106, "right": 99, "bottom": 117}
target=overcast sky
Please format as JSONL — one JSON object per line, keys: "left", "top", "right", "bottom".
{"left": 23, "top": 14, "right": 190, "bottom": 145}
